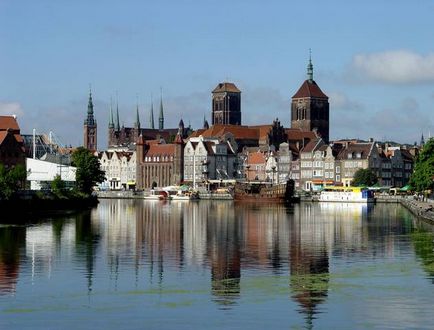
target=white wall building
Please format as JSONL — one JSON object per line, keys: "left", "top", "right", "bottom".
{"left": 26, "top": 158, "right": 76, "bottom": 190}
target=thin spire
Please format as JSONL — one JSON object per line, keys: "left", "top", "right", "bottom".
{"left": 159, "top": 87, "right": 164, "bottom": 130}
{"left": 150, "top": 94, "right": 155, "bottom": 129}
{"left": 115, "top": 92, "right": 120, "bottom": 131}
{"left": 87, "top": 85, "right": 93, "bottom": 115}
{"left": 307, "top": 48, "right": 313, "bottom": 82}
{"left": 109, "top": 96, "right": 114, "bottom": 129}
{"left": 421, "top": 133, "right": 425, "bottom": 146}
{"left": 85, "top": 85, "right": 95, "bottom": 126}
{"left": 135, "top": 94, "right": 140, "bottom": 129}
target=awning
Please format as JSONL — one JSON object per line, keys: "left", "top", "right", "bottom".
{"left": 400, "top": 185, "right": 411, "bottom": 192}
{"left": 127, "top": 181, "right": 136, "bottom": 185}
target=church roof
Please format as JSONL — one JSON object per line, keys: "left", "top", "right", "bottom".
{"left": 0, "top": 116, "right": 20, "bottom": 131}
{"left": 292, "top": 80, "right": 328, "bottom": 99}
{"left": 212, "top": 82, "right": 241, "bottom": 93}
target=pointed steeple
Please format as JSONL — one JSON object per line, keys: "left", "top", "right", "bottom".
{"left": 85, "top": 86, "right": 95, "bottom": 126}
{"left": 307, "top": 48, "right": 313, "bottom": 82}
{"left": 87, "top": 87, "right": 94, "bottom": 115}
{"left": 421, "top": 133, "right": 425, "bottom": 147}
{"left": 109, "top": 97, "right": 114, "bottom": 129}
{"left": 116, "top": 97, "right": 120, "bottom": 131}
{"left": 203, "top": 115, "right": 209, "bottom": 129}
{"left": 150, "top": 95, "right": 155, "bottom": 129}
{"left": 159, "top": 88, "right": 164, "bottom": 130}
{"left": 135, "top": 96, "right": 141, "bottom": 129}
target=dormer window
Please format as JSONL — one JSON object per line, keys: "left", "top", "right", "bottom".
{"left": 356, "top": 152, "right": 362, "bottom": 159}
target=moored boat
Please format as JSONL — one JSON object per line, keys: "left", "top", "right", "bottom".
{"left": 234, "top": 180, "right": 297, "bottom": 202}
{"left": 319, "top": 186, "right": 374, "bottom": 203}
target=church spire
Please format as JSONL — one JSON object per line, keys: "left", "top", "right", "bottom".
{"left": 109, "top": 97, "right": 114, "bottom": 129}
{"left": 85, "top": 86, "right": 95, "bottom": 126}
{"left": 115, "top": 94, "right": 120, "bottom": 131}
{"left": 150, "top": 94, "right": 155, "bottom": 129}
{"left": 159, "top": 88, "right": 164, "bottom": 130}
{"left": 135, "top": 95, "right": 140, "bottom": 129}
{"left": 307, "top": 48, "right": 313, "bottom": 82}
{"left": 421, "top": 133, "right": 425, "bottom": 147}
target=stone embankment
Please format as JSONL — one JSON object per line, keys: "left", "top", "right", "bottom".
{"left": 399, "top": 198, "right": 434, "bottom": 225}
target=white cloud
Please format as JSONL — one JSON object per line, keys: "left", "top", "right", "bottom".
{"left": 351, "top": 50, "right": 434, "bottom": 84}
{"left": 0, "top": 102, "right": 24, "bottom": 117}
{"left": 328, "top": 91, "right": 364, "bottom": 112}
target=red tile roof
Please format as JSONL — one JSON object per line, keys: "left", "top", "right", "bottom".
{"left": 248, "top": 152, "right": 266, "bottom": 165}
{"left": 285, "top": 128, "right": 317, "bottom": 141}
{"left": 292, "top": 80, "right": 328, "bottom": 99}
{"left": 0, "top": 131, "right": 8, "bottom": 145}
{"left": 145, "top": 144, "right": 176, "bottom": 157}
{"left": 212, "top": 82, "right": 241, "bottom": 93}
{"left": 0, "top": 116, "right": 20, "bottom": 131}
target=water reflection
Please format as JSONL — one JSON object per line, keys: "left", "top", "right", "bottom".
{"left": 0, "top": 200, "right": 433, "bottom": 329}
{"left": 0, "top": 226, "right": 25, "bottom": 295}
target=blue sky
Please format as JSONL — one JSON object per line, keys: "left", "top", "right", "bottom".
{"left": 1, "top": 0, "right": 434, "bottom": 148}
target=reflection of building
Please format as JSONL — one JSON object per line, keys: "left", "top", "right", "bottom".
{"left": 289, "top": 204, "right": 331, "bottom": 328}
{"left": 0, "top": 226, "right": 25, "bottom": 295}
{"left": 206, "top": 203, "right": 241, "bottom": 307}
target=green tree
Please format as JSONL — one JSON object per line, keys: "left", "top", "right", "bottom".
{"left": 72, "top": 147, "right": 105, "bottom": 195}
{"left": 0, "top": 164, "right": 27, "bottom": 199}
{"left": 51, "top": 174, "right": 66, "bottom": 197}
{"left": 410, "top": 138, "right": 434, "bottom": 192}
{"left": 351, "top": 168, "right": 378, "bottom": 187}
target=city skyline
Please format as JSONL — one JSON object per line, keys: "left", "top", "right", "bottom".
{"left": 1, "top": 0, "right": 434, "bottom": 148}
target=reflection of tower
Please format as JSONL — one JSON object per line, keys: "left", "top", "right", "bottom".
{"left": 75, "top": 211, "right": 100, "bottom": 294}
{"left": 289, "top": 204, "right": 330, "bottom": 329}
{"left": 0, "top": 226, "right": 26, "bottom": 295}
{"left": 207, "top": 203, "right": 241, "bottom": 308}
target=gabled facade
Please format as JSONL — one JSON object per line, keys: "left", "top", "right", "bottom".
{"left": 136, "top": 131, "right": 184, "bottom": 190}
{"left": 99, "top": 150, "right": 136, "bottom": 190}
{"left": 183, "top": 136, "right": 238, "bottom": 184}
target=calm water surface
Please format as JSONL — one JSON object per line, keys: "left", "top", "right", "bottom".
{"left": 0, "top": 200, "right": 433, "bottom": 329}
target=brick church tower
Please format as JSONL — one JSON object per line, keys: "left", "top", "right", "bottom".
{"left": 212, "top": 82, "right": 241, "bottom": 125}
{"left": 84, "top": 88, "right": 97, "bottom": 152}
{"left": 291, "top": 54, "right": 329, "bottom": 142}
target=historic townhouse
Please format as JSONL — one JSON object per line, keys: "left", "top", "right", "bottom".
{"left": 184, "top": 136, "right": 238, "bottom": 185}
{"left": 99, "top": 150, "right": 136, "bottom": 190}
{"left": 337, "top": 141, "right": 380, "bottom": 187}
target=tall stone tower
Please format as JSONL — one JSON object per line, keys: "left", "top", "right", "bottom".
{"left": 291, "top": 54, "right": 329, "bottom": 142}
{"left": 212, "top": 82, "right": 241, "bottom": 125}
{"left": 84, "top": 88, "right": 97, "bottom": 152}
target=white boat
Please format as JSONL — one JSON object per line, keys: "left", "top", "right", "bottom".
{"left": 319, "top": 186, "right": 374, "bottom": 203}
{"left": 170, "top": 190, "right": 199, "bottom": 201}
{"left": 143, "top": 189, "right": 167, "bottom": 200}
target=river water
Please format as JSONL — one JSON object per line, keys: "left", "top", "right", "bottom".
{"left": 0, "top": 200, "right": 433, "bottom": 329}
